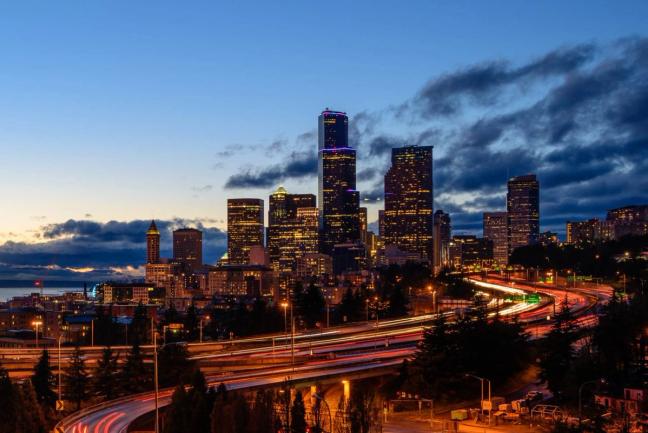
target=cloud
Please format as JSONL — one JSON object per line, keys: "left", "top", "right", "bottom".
{"left": 407, "top": 43, "right": 597, "bottom": 118}
{"left": 0, "top": 219, "right": 226, "bottom": 281}
{"left": 224, "top": 151, "right": 317, "bottom": 189}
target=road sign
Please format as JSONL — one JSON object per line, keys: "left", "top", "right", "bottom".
{"left": 526, "top": 293, "right": 540, "bottom": 304}
{"left": 56, "top": 400, "right": 64, "bottom": 411}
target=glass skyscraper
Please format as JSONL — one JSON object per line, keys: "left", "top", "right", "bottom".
{"left": 227, "top": 198, "right": 264, "bottom": 265}
{"left": 383, "top": 145, "right": 434, "bottom": 262}
{"left": 507, "top": 174, "right": 540, "bottom": 256}
{"left": 318, "top": 110, "right": 360, "bottom": 255}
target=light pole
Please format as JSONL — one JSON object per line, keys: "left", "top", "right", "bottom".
{"left": 153, "top": 330, "right": 159, "bottom": 433}
{"left": 58, "top": 336, "right": 62, "bottom": 403}
{"left": 466, "top": 374, "right": 491, "bottom": 423}
{"left": 281, "top": 301, "right": 289, "bottom": 341}
{"left": 91, "top": 318, "right": 95, "bottom": 347}
{"left": 366, "top": 298, "right": 370, "bottom": 323}
{"left": 579, "top": 379, "right": 602, "bottom": 425}
{"left": 433, "top": 290, "right": 437, "bottom": 315}
{"left": 199, "top": 315, "right": 210, "bottom": 343}
{"left": 32, "top": 320, "right": 43, "bottom": 348}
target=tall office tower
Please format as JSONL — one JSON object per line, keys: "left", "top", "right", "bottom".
{"left": 146, "top": 220, "right": 160, "bottom": 264}
{"left": 433, "top": 210, "right": 451, "bottom": 272}
{"left": 483, "top": 212, "right": 508, "bottom": 265}
{"left": 267, "top": 187, "right": 317, "bottom": 273}
{"left": 227, "top": 198, "right": 264, "bottom": 265}
{"left": 173, "top": 228, "right": 203, "bottom": 272}
{"left": 359, "top": 207, "right": 368, "bottom": 244}
{"left": 383, "top": 145, "right": 434, "bottom": 262}
{"left": 296, "top": 207, "right": 319, "bottom": 254}
{"left": 318, "top": 110, "right": 360, "bottom": 255}
{"left": 507, "top": 174, "right": 540, "bottom": 256}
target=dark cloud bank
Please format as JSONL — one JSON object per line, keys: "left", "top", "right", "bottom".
{"left": 5, "top": 38, "right": 648, "bottom": 282}
{"left": 224, "top": 37, "right": 648, "bottom": 233}
{"left": 0, "top": 219, "right": 226, "bottom": 282}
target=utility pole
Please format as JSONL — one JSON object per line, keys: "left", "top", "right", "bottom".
{"left": 58, "top": 336, "right": 62, "bottom": 402}
{"left": 154, "top": 330, "right": 159, "bottom": 433}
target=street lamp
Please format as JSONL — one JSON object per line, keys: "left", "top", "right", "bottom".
{"left": 281, "top": 301, "right": 289, "bottom": 338}
{"left": 465, "top": 374, "right": 491, "bottom": 423}
{"left": 32, "top": 319, "right": 43, "bottom": 348}
{"left": 153, "top": 330, "right": 160, "bottom": 433}
{"left": 199, "top": 315, "right": 210, "bottom": 343}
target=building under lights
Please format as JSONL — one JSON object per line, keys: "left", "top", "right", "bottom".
{"left": 383, "top": 145, "right": 434, "bottom": 263}
{"left": 227, "top": 198, "right": 265, "bottom": 265}
{"left": 483, "top": 212, "right": 508, "bottom": 265}
{"left": 507, "top": 174, "right": 540, "bottom": 256}
{"left": 318, "top": 110, "right": 361, "bottom": 255}
{"left": 267, "top": 187, "right": 318, "bottom": 274}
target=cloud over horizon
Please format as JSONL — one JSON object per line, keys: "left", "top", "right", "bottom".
{"left": 223, "top": 37, "right": 648, "bottom": 233}
{"left": 0, "top": 219, "right": 226, "bottom": 282}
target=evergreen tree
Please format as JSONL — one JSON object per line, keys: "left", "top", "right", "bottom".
{"left": 186, "top": 370, "right": 210, "bottom": 433}
{"left": 32, "top": 349, "right": 56, "bottom": 408}
{"left": 211, "top": 393, "right": 249, "bottom": 433}
{"left": 539, "top": 300, "right": 578, "bottom": 402}
{"left": 0, "top": 364, "right": 19, "bottom": 433}
{"left": 131, "top": 302, "right": 150, "bottom": 344}
{"left": 386, "top": 284, "right": 408, "bottom": 318}
{"left": 250, "top": 390, "right": 275, "bottom": 433}
{"left": 94, "top": 347, "right": 119, "bottom": 400}
{"left": 16, "top": 381, "right": 47, "bottom": 433}
{"left": 302, "top": 283, "right": 325, "bottom": 327}
{"left": 338, "top": 287, "right": 360, "bottom": 323}
{"left": 290, "top": 391, "right": 307, "bottom": 433}
{"left": 158, "top": 342, "right": 194, "bottom": 388}
{"left": 120, "top": 340, "right": 151, "bottom": 394}
{"left": 64, "top": 345, "right": 88, "bottom": 410}
{"left": 163, "top": 385, "right": 188, "bottom": 433}
{"left": 184, "top": 304, "right": 199, "bottom": 341}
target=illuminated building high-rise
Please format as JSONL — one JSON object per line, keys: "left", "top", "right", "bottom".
{"left": 318, "top": 110, "right": 360, "bottom": 255}
{"left": 507, "top": 174, "right": 540, "bottom": 256}
{"left": 146, "top": 220, "right": 160, "bottom": 264}
{"left": 173, "top": 228, "right": 203, "bottom": 272}
{"left": 483, "top": 212, "right": 508, "bottom": 265}
{"left": 383, "top": 145, "right": 434, "bottom": 262}
{"left": 227, "top": 198, "right": 265, "bottom": 265}
{"left": 433, "top": 210, "right": 451, "bottom": 272}
{"left": 267, "top": 187, "right": 317, "bottom": 273}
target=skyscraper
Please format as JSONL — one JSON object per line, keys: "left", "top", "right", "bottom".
{"left": 146, "top": 220, "right": 160, "bottom": 264}
{"left": 507, "top": 174, "right": 540, "bottom": 256}
{"left": 483, "top": 212, "right": 508, "bottom": 265}
{"left": 383, "top": 145, "right": 434, "bottom": 262}
{"left": 318, "top": 110, "right": 360, "bottom": 255}
{"left": 227, "top": 198, "right": 264, "bottom": 265}
{"left": 173, "top": 228, "right": 203, "bottom": 272}
{"left": 433, "top": 210, "right": 451, "bottom": 272}
{"left": 267, "top": 187, "right": 317, "bottom": 273}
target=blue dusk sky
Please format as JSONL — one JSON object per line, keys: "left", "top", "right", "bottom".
{"left": 1, "top": 1, "right": 647, "bottom": 281}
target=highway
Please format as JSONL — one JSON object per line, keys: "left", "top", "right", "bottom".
{"left": 52, "top": 276, "right": 612, "bottom": 433}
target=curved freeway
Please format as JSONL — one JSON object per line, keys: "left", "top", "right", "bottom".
{"left": 55, "top": 278, "right": 610, "bottom": 433}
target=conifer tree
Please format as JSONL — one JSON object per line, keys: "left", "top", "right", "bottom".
{"left": 64, "top": 345, "right": 88, "bottom": 410}
{"left": 32, "top": 349, "right": 56, "bottom": 408}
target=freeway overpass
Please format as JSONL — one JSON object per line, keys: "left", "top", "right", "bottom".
{"left": 51, "top": 277, "right": 611, "bottom": 433}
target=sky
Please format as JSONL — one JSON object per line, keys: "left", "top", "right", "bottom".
{"left": 1, "top": 1, "right": 647, "bottom": 281}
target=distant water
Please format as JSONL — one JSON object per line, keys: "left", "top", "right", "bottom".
{"left": 0, "top": 287, "right": 84, "bottom": 302}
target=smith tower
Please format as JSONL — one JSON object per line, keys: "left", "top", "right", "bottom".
{"left": 318, "top": 110, "right": 360, "bottom": 255}
{"left": 146, "top": 220, "right": 160, "bottom": 264}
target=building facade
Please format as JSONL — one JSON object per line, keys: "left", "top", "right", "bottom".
{"left": 318, "top": 110, "right": 360, "bottom": 255}
{"left": 507, "top": 175, "right": 540, "bottom": 256}
{"left": 383, "top": 145, "right": 434, "bottom": 263}
{"left": 433, "top": 210, "right": 451, "bottom": 273}
{"left": 267, "top": 187, "right": 317, "bottom": 273}
{"left": 483, "top": 212, "right": 508, "bottom": 265}
{"left": 147, "top": 220, "right": 160, "bottom": 264}
{"left": 173, "top": 228, "right": 203, "bottom": 272}
{"left": 227, "top": 198, "right": 264, "bottom": 265}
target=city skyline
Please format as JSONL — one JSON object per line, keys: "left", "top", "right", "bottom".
{"left": 2, "top": 1, "right": 648, "bottom": 281}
